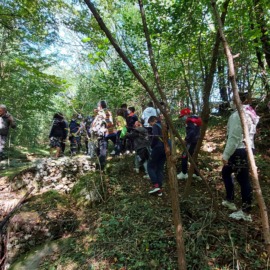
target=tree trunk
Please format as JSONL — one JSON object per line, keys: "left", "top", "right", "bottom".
{"left": 218, "top": 58, "right": 229, "bottom": 102}
{"left": 184, "top": 0, "right": 230, "bottom": 199}
{"left": 253, "top": 0, "right": 270, "bottom": 69}
{"left": 211, "top": 0, "right": 270, "bottom": 256}
{"left": 138, "top": 1, "right": 186, "bottom": 268}
{"left": 249, "top": 15, "right": 270, "bottom": 97}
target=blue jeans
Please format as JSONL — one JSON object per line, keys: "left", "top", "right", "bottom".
{"left": 222, "top": 148, "right": 252, "bottom": 212}
{"left": 147, "top": 146, "right": 166, "bottom": 187}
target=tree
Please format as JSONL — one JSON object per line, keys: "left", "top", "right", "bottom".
{"left": 211, "top": 0, "right": 270, "bottom": 255}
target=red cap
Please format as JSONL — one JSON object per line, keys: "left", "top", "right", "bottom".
{"left": 179, "top": 108, "right": 191, "bottom": 118}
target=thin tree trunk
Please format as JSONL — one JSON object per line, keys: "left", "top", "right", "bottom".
{"left": 211, "top": 0, "right": 270, "bottom": 256}
{"left": 249, "top": 17, "right": 270, "bottom": 97}
{"left": 138, "top": 0, "right": 186, "bottom": 268}
{"left": 162, "top": 123, "right": 187, "bottom": 270}
{"left": 218, "top": 58, "right": 229, "bottom": 102}
{"left": 253, "top": 0, "right": 270, "bottom": 69}
{"left": 180, "top": 60, "right": 196, "bottom": 113}
{"left": 184, "top": 0, "right": 230, "bottom": 199}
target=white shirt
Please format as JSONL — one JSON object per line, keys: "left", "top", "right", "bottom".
{"left": 141, "top": 107, "right": 160, "bottom": 127}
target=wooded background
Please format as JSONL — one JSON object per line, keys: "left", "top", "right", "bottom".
{"left": 0, "top": 0, "right": 269, "bottom": 145}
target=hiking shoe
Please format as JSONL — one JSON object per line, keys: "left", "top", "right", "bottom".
{"left": 222, "top": 200, "right": 237, "bottom": 211}
{"left": 229, "top": 210, "right": 252, "bottom": 222}
{"left": 177, "top": 172, "right": 188, "bottom": 180}
{"left": 143, "top": 174, "right": 150, "bottom": 179}
{"left": 192, "top": 174, "right": 202, "bottom": 180}
{"left": 149, "top": 184, "right": 160, "bottom": 194}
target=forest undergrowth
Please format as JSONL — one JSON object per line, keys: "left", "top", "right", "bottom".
{"left": 4, "top": 116, "right": 270, "bottom": 270}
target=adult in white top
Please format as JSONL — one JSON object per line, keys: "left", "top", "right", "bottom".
{"left": 141, "top": 101, "right": 160, "bottom": 128}
{"left": 221, "top": 92, "right": 259, "bottom": 222}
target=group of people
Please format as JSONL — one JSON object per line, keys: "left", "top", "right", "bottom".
{"left": 1, "top": 93, "right": 260, "bottom": 222}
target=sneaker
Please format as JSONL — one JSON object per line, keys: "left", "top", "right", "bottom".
{"left": 229, "top": 210, "right": 252, "bottom": 222}
{"left": 177, "top": 172, "right": 188, "bottom": 180}
{"left": 222, "top": 200, "right": 237, "bottom": 211}
{"left": 157, "top": 190, "right": 163, "bottom": 197}
{"left": 149, "top": 184, "right": 160, "bottom": 194}
{"left": 193, "top": 174, "right": 202, "bottom": 180}
{"left": 110, "top": 150, "right": 116, "bottom": 155}
{"left": 143, "top": 174, "right": 150, "bottom": 179}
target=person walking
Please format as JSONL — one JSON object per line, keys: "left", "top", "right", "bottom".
{"left": 124, "top": 121, "right": 150, "bottom": 177}
{"left": 177, "top": 108, "right": 202, "bottom": 180}
{"left": 221, "top": 92, "right": 259, "bottom": 222}
{"left": 147, "top": 116, "right": 166, "bottom": 197}
{"left": 141, "top": 101, "right": 159, "bottom": 135}
{"left": 91, "top": 100, "right": 115, "bottom": 170}
{"left": 49, "top": 112, "right": 68, "bottom": 158}
{"left": 0, "top": 104, "right": 16, "bottom": 160}
{"left": 125, "top": 106, "right": 138, "bottom": 153}
{"left": 69, "top": 114, "right": 83, "bottom": 155}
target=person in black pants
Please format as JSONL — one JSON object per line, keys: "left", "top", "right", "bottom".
{"left": 49, "top": 113, "right": 68, "bottom": 158}
{"left": 147, "top": 116, "right": 166, "bottom": 197}
{"left": 177, "top": 108, "right": 202, "bottom": 180}
{"left": 221, "top": 92, "right": 259, "bottom": 222}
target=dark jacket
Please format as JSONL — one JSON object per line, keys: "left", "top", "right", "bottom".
{"left": 0, "top": 112, "right": 16, "bottom": 136}
{"left": 126, "top": 113, "right": 138, "bottom": 129}
{"left": 49, "top": 119, "right": 68, "bottom": 139}
{"left": 69, "top": 119, "right": 81, "bottom": 136}
{"left": 185, "top": 116, "right": 202, "bottom": 144}
{"left": 150, "top": 122, "right": 164, "bottom": 149}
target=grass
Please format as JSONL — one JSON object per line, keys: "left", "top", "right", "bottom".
{"left": 7, "top": 119, "right": 270, "bottom": 270}
{"left": 10, "top": 153, "right": 266, "bottom": 270}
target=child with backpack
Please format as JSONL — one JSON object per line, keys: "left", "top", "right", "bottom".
{"left": 124, "top": 121, "right": 150, "bottom": 177}
{"left": 147, "top": 116, "right": 167, "bottom": 197}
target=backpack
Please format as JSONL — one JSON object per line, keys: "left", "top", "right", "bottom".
{"left": 244, "top": 105, "right": 260, "bottom": 137}
{"left": 137, "top": 146, "right": 151, "bottom": 163}
{"left": 91, "top": 109, "right": 114, "bottom": 137}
